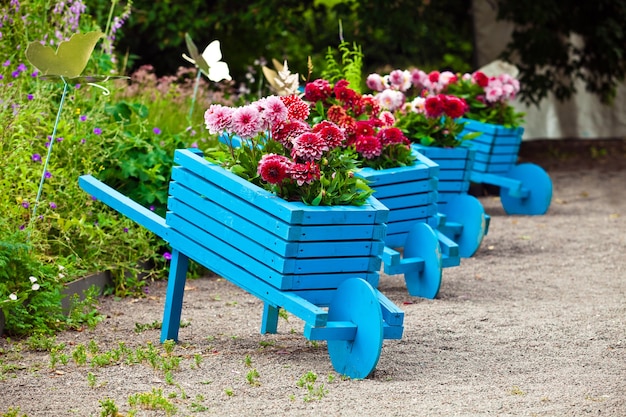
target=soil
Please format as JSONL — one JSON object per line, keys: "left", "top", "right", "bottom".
{"left": 1, "top": 139, "right": 625, "bottom": 417}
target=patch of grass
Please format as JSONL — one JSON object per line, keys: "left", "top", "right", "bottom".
{"left": 297, "top": 371, "right": 330, "bottom": 402}
{"left": 246, "top": 368, "right": 260, "bottom": 386}
{"left": 128, "top": 388, "right": 177, "bottom": 416}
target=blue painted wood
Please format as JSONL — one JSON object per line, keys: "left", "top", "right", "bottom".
{"left": 459, "top": 118, "right": 524, "bottom": 175}
{"left": 327, "top": 278, "right": 384, "bottom": 379}
{"left": 402, "top": 222, "right": 443, "bottom": 298}
{"left": 161, "top": 249, "right": 189, "bottom": 342}
{"left": 79, "top": 148, "right": 405, "bottom": 379}
{"left": 261, "top": 303, "right": 279, "bottom": 334}
{"left": 174, "top": 150, "right": 389, "bottom": 225}
{"left": 439, "top": 194, "right": 487, "bottom": 258}
{"left": 412, "top": 144, "right": 487, "bottom": 258}
{"left": 413, "top": 144, "right": 475, "bottom": 205}
{"left": 499, "top": 163, "right": 553, "bottom": 215}
{"left": 79, "top": 175, "right": 168, "bottom": 240}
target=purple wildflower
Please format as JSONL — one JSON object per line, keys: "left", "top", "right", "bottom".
{"left": 44, "top": 171, "right": 52, "bottom": 179}
{"left": 93, "top": 127, "right": 102, "bottom": 135}
{"left": 21, "top": 201, "right": 29, "bottom": 209}
{"left": 32, "top": 154, "right": 41, "bottom": 162}
{"left": 163, "top": 252, "right": 172, "bottom": 261}
{"left": 27, "top": 94, "right": 33, "bottom": 100}
{"left": 49, "top": 202, "right": 57, "bottom": 209}
{"left": 80, "top": 115, "right": 87, "bottom": 122}
{"left": 153, "top": 127, "right": 161, "bottom": 135}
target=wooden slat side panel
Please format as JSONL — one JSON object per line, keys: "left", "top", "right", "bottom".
{"left": 174, "top": 149, "right": 386, "bottom": 226}
{"left": 377, "top": 191, "right": 438, "bottom": 210}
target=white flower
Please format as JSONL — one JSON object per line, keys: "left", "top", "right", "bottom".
{"left": 58, "top": 273, "right": 65, "bottom": 279}
{"left": 31, "top": 284, "right": 40, "bottom": 291}
{"left": 29, "top": 276, "right": 38, "bottom": 283}
{"left": 58, "top": 265, "right": 65, "bottom": 271}
{"left": 9, "top": 293, "right": 17, "bottom": 301}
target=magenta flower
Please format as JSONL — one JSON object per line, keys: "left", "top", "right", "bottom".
{"left": 258, "top": 96, "right": 288, "bottom": 127}
{"left": 79, "top": 115, "right": 87, "bottom": 122}
{"left": 354, "top": 135, "right": 383, "bottom": 159}
{"left": 231, "top": 105, "right": 262, "bottom": 139}
{"left": 204, "top": 104, "right": 234, "bottom": 134}
{"left": 163, "top": 252, "right": 172, "bottom": 261}
{"left": 366, "top": 73, "right": 386, "bottom": 92}
{"left": 288, "top": 161, "right": 321, "bottom": 186}
{"left": 271, "top": 120, "right": 309, "bottom": 148}
{"left": 21, "top": 201, "right": 29, "bottom": 209}
{"left": 257, "top": 154, "right": 291, "bottom": 184}
{"left": 93, "top": 127, "right": 102, "bottom": 135}
{"left": 44, "top": 171, "right": 52, "bottom": 179}
{"left": 312, "top": 121, "right": 345, "bottom": 148}
{"left": 281, "top": 95, "right": 310, "bottom": 121}
{"left": 291, "top": 132, "right": 328, "bottom": 162}
{"left": 49, "top": 202, "right": 57, "bottom": 209}
{"left": 32, "top": 153, "right": 42, "bottom": 163}
{"left": 153, "top": 127, "right": 161, "bottom": 135}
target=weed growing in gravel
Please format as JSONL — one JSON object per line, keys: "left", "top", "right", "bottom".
{"left": 296, "top": 370, "right": 330, "bottom": 402}
{"left": 133, "top": 320, "right": 161, "bottom": 333}
{"left": 246, "top": 368, "right": 261, "bottom": 386}
{"left": 1, "top": 407, "right": 28, "bottom": 417}
{"left": 98, "top": 398, "right": 119, "bottom": 417}
{"left": 244, "top": 354, "right": 253, "bottom": 367}
{"left": 128, "top": 388, "right": 177, "bottom": 416}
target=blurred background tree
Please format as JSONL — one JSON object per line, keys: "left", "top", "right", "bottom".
{"left": 496, "top": 0, "right": 626, "bottom": 105}
{"left": 87, "top": 0, "right": 474, "bottom": 90}
{"left": 85, "top": 0, "right": 626, "bottom": 105}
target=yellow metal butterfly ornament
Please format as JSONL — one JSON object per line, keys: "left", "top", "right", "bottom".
{"left": 24, "top": 31, "right": 127, "bottom": 235}
{"left": 26, "top": 31, "right": 129, "bottom": 93}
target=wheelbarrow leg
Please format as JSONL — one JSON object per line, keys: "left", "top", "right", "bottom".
{"left": 161, "top": 249, "right": 189, "bottom": 343}
{"left": 261, "top": 302, "right": 280, "bottom": 334}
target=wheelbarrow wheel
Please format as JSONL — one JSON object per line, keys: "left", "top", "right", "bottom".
{"left": 327, "top": 278, "right": 383, "bottom": 379}
{"left": 440, "top": 194, "right": 487, "bottom": 258}
{"left": 403, "top": 222, "right": 442, "bottom": 299}
{"left": 501, "top": 163, "right": 553, "bottom": 215}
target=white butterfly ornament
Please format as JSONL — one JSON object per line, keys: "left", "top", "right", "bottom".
{"left": 183, "top": 34, "right": 231, "bottom": 82}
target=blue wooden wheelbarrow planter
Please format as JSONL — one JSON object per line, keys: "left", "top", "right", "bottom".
{"left": 357, "top": 152, "right": 460, "bottom": 299}
{"left": 461, "top": 119, "right": 553, "bottom": 215}
{"left": 412, "top": 144, "right": 489, "bottom": 258}
{"left": 79, "top": 148, "right": 404, "bottom": 379}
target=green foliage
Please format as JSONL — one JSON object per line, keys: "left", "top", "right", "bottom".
{"left": 296, "top": 370, "right": 330, "bottom": 402}
{"left": 497, "top": 0, "right": 626, "bottom": 104}
{"left": 322, "top": 40, "right": 364, "bottom": 92}
{"left": 395, "top": 113, "right": 478, "bottom": 148}
{"left": 0, "top": 0, "right": 186, "bottom": 337}
{"left": 104, "top": 0, "right": 473, "bottom": 87}
{"left": 128, "top": 388, "right": 177, "bottom": 415}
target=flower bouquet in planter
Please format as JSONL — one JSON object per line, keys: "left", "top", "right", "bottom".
{"left": 413, "top": 68, "right": 525, "bottom": 174}
{"left": 417, "top": 68, "right": 552, "bottom": 215}
{"left": 367, "top": 69, "right": 488, "bottom": 258}
{"left": 303, "top": 74, "right": 451, "bottom": 298}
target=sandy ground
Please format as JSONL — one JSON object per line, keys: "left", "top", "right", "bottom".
{"left": 1, "top": 141, "right": 625, "bottom": 416}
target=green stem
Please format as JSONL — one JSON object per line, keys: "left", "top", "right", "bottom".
{"left": 29, "top": 79, "right": 69, "bottom": 238}
{"left": 188, "top": 70, "right": 202, "bottom": 123}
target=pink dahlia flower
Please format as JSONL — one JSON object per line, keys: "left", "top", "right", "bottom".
{"left": 204, "top": 104, "right": 234, "bottom": 134}
{"left": 231, "top": 105, "right": 262, "bottom": 138}
{"left": 291, "top": 132, "right": 329, "bottom": 162}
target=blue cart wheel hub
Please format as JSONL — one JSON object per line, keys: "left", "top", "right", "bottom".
{"left": 501, "top": 163, "right": 553, "bottom": 215}
{"left": 327, "top": 278, "right": 383, "bottom": 379}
